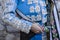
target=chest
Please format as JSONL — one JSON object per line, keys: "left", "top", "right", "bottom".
{"left": 17, "top": 0, "right": 47, "bottom": 23}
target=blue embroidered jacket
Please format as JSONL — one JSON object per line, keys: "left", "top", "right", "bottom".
{"left": 2, "top": 0, "right": 48, "bottom": 40}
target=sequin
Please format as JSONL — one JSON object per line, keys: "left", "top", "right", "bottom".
{"left": 30, "top": 6, "right": 34, "bottom": 13}
{"left": 36, "top": 15, "right": 41, "bottom": 21}
{"left": 28, "top": 0, "right": 32, "bottom": 5}
{"left": 40, "top": 1, "right": 46, "bottom": 7}
{"left": 31, "top": 15, "right": 36, "bottom": 21}
{"left": 35, "top": 5, "right": 40, "bottom": 13}
{"left": 33, "top": 0, "right": 38, "bottom": 4}
{"left": 42, "top": 9, "right": 47, "bottom": 14}
{"left": 22, "top": 0, "right": 25, "bottom": 2}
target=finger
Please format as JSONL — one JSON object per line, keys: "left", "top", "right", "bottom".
{"left": 38, "top": 25, "right": 43, "bottom": 32}
{"left": 40, "top": 27, "right": 45, "bottom": 33}
{"left": 39, "top": 27, "right": 43, "bottom": 32}
{"left": 42, "top": 27, "right": 44, "bottom": 31}
{"left": 41, "top": 27, "right": 44, "bottom": 33}
{"left": 35, "top": 31, "right": 40, "bottom": 33}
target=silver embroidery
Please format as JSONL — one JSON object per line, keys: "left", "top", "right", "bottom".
{"left": 33, "top": 0, "right": 38, "bottom": 4}
{"left": 28, "top": 0, "right": 32, "bottom": 5}
{"left": 27, "top": 15, "right": 31, "bottom": 18}
{"left": 17, "top": 21, "right": 22, "bottom": 29}
{"left": 30, "top": 6, "right": 34, "bottom": 13}
{"left": 4, "top": 0, "right": 17, "bottom": 12}
{"left": 42, "top": 16, "right": 47, "bottom": 23}
{"left": 31, "top": 15, "right": 36, "bottom": 21}
{"left": 42, "top": 9, "right": 47, "bottom": 14}
{"left": 35, "top": 5, "right": 40, "bottom": 13}
{"left": 21, "top": 23, "right": 27, "bottom": 31}
{"left": 40, "top": 1, "right": 46, "bottom": 7}
{"left": 36, "top": 15, "right": 41, "bottom": 21}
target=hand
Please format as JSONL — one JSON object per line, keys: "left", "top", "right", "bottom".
{"left": 31, "top": 23, "right": 44, "bottom": 33}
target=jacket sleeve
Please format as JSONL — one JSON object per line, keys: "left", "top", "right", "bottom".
{"left": 2, "top": 0, "right": 32, "bottom": 34}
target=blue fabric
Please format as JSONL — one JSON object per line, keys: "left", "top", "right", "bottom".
{"left": 17, "top": 0, "right": 41, "bottom": 16}
{"left": 30, "top": 33, "right": 42, "bottom": 40}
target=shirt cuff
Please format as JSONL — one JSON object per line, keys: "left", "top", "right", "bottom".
{"left": 20, "top": 19, "right": 32, "bottom": 34}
